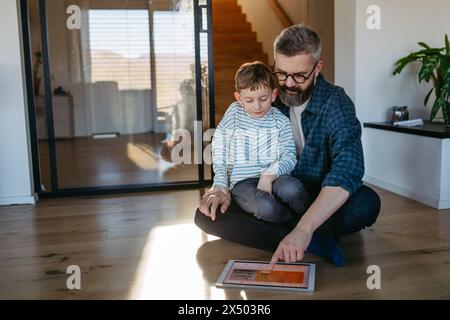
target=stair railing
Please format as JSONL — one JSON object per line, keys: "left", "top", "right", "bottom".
{"left": 266, "top": 0, "right": 294, "bottom": 28}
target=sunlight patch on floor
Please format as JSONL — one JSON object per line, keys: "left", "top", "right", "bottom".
{"left": 126, "top": 142, "right": 174, "bottom": 173}
{"left": 128, "top": 223, "right": 225, "bottom": 299}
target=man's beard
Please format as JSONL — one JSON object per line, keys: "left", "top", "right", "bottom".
{"left": 279, "top": 76, "right": 316, "bottom": 107}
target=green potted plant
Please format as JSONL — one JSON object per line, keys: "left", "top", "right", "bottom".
{"left": 393, "top": 35, "right": 450, "bottom": 126}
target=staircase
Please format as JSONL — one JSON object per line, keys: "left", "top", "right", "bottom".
{"left": 212, "top": 0, "right": 269, "bottom": 124}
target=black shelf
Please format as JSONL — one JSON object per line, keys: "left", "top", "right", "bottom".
{"left": 364, "top": 121, "right": 450, "bottom": 139}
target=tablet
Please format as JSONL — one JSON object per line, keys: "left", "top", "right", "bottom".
{"left": 215, "top": 260, "right": 315, "bottom": 293}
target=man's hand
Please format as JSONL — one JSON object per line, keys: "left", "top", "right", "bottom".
{"left": 198, "top": 186, "right": 231, "bottom": 221}
{"left": 257, "top": 173, "right": 277, "bottom": 194}
{"left": 268, "top": 226, "right": 313, "bottom": 269}
{"left": 267, "top": 186, "right": 350, "bottom": 270}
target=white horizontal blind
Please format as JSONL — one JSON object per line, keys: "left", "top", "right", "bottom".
{"left": 89, "top": 9, "right": 151, "bottom": 91}
{"left": 153, "top": 11, "right": 196, "bottom": 109}
{"left": 89, "top": 8, "right": 208, "bottom": 115}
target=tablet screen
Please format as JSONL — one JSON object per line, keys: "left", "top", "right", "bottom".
{"left": 223, "top": 261, "right": 310, "bottom": 289}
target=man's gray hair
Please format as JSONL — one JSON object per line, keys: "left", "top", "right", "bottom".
{"left": 274, "top": 24, "right": 321, "bottom": 61}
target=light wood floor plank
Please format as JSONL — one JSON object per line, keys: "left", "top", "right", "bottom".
{"left": 0, "top": 185, "right": 449, "bottom": 299}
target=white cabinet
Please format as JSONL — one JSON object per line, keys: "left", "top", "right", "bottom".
{"left": 364, "top": 122, "right": 450, "bottom": 209}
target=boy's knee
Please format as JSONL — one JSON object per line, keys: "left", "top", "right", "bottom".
{"left": 274, "top": 176, "right": 306, "bottom": 197}
{"left": 253, "top": 192, "right": 292, "bottom": 223}
{"left": 273, "top": 176, "right": 311, "bottom": 210}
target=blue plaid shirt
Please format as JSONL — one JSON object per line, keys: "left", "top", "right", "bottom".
{"left": 275, "top": 74, "right": 364, "bottom": 197}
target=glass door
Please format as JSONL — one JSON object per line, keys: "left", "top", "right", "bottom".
{"left": 24, "top": 0, "right": 214, "bottom": 195}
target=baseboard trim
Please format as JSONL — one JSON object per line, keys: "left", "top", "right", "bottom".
{"left": 364, "top": 176, "right": 450, "bottom": 210}
{"left": 438, "top": 200, "right": 450, "bottom": 210}
{"left": 0, "top": 194, "right": 37, "bottom": 206}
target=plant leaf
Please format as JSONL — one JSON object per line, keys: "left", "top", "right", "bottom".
{"left": 419, "top": 55, "right": 440, "bottom": 83}
{"left": 440, "top": 70, "right": 450, "bottom": 99}
{"left": 393, "top": 47, "right": 444, "bottom": 76}
{"left": 418, "top": 42, "right": 430, "bottom": 49}
{"left": 439, "top": 55, "right": 450, "bottom": 81}
{"left": 393, "top": 54, "right": 420, "bottom": 75}
{"left": 442, "top": 101, "right": 450, "bottom": 125}
{"left": 419, "top": 56, "right": 440, "bottom": 83}
{"left": 431, "top": 70, "right": 450, "bottom": 122}
{"left": 424, "top": 88, "right": 434, "bottom": 106}
{"left": 415, "top": 48, "right": 445, "bottom": 55}
{"left": 445, "top": 34, "right": 450, "bottom": 55}
{"left": 430, "top": 97, "right": 442, "bottom": 121}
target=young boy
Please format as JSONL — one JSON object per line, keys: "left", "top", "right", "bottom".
{"left": 210, "top": 61, "right": 310, "bottom": 224}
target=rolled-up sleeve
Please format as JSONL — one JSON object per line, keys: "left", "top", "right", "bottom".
{"left": 321, "top": 90, "right": 364, "bottom": 195}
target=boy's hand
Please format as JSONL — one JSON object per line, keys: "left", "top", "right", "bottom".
{"left": 257, "top": 173, "right": 277, "bottom": 194}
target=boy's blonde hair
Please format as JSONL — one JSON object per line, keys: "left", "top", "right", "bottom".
{"left": 235, "top": 61, "right": 276, "bottom": 92}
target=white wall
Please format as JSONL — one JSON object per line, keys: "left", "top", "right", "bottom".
{"left": 0, "top": 0, "right": 36, "bottom": 205}
{"left": 307, "top": 0, "right": 334, "bottom": 82}
{"left": 237, "top": 0, "right": 334, "bottom": 81}
{"left": 336, "top": 0, "right": 450, "bottom": 124}
{"left": 335, "top": 0, "right": 450, "bottom": 208}
{"left": 334, "top": 0, "right": 355, "bottom": 100}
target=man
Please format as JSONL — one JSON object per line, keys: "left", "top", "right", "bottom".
{"left": 195, "top": 24, "right": 380, "bottom": 267}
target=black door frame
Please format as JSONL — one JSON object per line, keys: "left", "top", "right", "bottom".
{"left": 20, "top": 0, "right": 215, "bottom": 198}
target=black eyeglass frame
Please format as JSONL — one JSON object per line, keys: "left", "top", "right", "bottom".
{"left": 272, "top": 61, "right": 319, "bottom": 84}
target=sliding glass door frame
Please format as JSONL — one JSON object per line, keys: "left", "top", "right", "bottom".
{"left": 20, "top": 0, "right": 215, "bottom": 198}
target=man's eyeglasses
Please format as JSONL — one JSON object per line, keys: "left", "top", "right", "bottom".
{"left": 272, "top": 61, "right": 318, "bottom": 84}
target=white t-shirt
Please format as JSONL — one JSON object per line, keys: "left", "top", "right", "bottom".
{"left": 289, "top": 98, "right": 310, "bottom": 158}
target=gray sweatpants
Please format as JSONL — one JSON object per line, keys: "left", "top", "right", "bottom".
{"left": 230, "top": 175, "right": 311, "bottom": 224}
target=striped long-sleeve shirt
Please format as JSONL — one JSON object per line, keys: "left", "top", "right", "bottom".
{"left": 212, "top": 102, "right": 297, "bottom": 189}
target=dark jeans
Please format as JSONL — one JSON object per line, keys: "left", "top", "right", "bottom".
{"left": 194, "top": 185, "right": 381, "bottom": 252}
{"left": 231, "top": 175, "right": 311, "bottom": 224}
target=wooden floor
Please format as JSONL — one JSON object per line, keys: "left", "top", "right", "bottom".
{"left": 38, "top": 133, "right": 211, "bottom": 191}
{"left": 1, "top": 185, "right": 450, "bottom": 299}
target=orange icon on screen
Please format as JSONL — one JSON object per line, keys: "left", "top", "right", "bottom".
{"left": 255, "top": 270, "right": 305, "bottom": 284}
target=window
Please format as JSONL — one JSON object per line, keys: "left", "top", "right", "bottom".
{"left": 153, "top": 10, "right": 196, "bottom": 108}
{"left": 89, "top": 10, "right": 151, "bottom": 90}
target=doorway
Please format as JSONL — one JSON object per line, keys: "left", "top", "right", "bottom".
{"left": 21, "top": 0, "right": 214, "bottom": 196}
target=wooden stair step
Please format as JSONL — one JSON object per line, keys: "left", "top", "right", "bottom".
{"left": 214, "top": 48, "right": 263, "bottom": 56}
{"left": 212, "top": 4, "right": 242, "bottom": 13}
{"left": 213, "top": 33, "right": 257, "bottom": 43}
{"left": 215, "top": 51, "right": 268, "bottom": 58}
{"left": 213, "top": 23, "right": 252, "bottom": 33}
{"left": 214, "top": 54, "right": 269, "bottom": 66}
{"left": 213, "top": 41, "right": 262, "bottom": 51}
{"left": 215, "top": 70, "right": 239, "bottom": 82}
{"left": 211, "top": 0, "right": 269, "bottom": 123}
{"left": 213, "top": 0, "right": 238, "bottom": 4}
{"left": 214, "top": 86, "right": 236, "bottom": 94}
{"left": 213, "top": 13, "right": 247, "bottom": 24}
{"left": 214, "top": 57, "right": 269, "bottom": 64}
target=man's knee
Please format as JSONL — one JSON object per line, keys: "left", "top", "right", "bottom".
{"left": 356, "top": 185, "right": 381, "bottom": 227}
{"left": 194, "top": 208, "right": 213, "bottom": 232}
